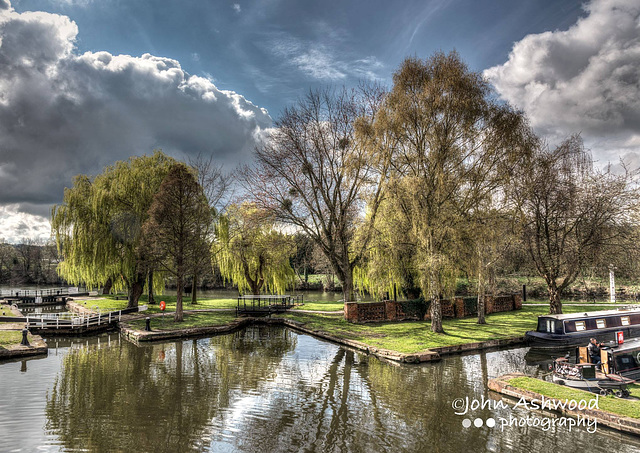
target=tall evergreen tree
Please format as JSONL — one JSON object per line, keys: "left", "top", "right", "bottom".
{"left": 142, "top": 163, "right": 213, "bottom": 322}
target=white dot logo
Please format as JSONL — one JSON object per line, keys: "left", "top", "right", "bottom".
{"left": 474, "top": 418, "right": 483, "bottom": 428}
{"left": 462, "top": 419, "right": 472, "bottom": 428}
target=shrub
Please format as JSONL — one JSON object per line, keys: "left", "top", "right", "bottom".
{"left": 400, "top": 297, "right": 429, "bottom": 319}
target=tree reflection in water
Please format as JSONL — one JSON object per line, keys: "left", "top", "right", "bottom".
{"left": 45, "top": 327, "right": 640, "bottom": 453}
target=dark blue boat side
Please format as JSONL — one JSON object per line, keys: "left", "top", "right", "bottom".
{"left": 525, "top": 308, "right": 640, "bottom": 348}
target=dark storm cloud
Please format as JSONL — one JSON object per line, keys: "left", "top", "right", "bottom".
{"left": 0, "top": 1, "right": 272, "bottom": 217}
{"left": 485, "top": 0, "right": 640, "bottom": 164}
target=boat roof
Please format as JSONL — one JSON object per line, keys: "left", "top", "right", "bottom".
{"left": 607, "top": 338, "right": 640, "bottom": 354}
{"left": 540, "top": 307, "right": 640, "bottom": 321}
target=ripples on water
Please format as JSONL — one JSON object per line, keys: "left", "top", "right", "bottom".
{"left": 0, "top": 327, "right": 639, "bottom": 452}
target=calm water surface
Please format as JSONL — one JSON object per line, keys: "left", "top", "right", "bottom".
{"left": 0, "top": 327, "right": 638, "bottom": 453}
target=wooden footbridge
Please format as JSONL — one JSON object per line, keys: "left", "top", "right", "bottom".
{"left": 236, "top": 295, "right": 304, "bottom": 316}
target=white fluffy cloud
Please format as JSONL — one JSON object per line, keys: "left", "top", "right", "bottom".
{"left": 0, "top": 1, "right": 271, "bottom": 240}
{"left": 485, "top": 0, "right": 640, "bottom": 164}
{"left": 0, "top": 205, "right": 51, "bottom": 243}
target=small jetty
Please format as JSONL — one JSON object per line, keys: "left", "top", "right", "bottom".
{"left": 0, "top": 287, "right": 89, "bottom": 307}
{"left": 236, "top": 295, "right": 303, "bottom": 316}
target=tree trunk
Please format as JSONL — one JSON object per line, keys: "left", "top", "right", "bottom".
{"left": 102, "top": 277, "right": 113, "bottom": 295}
{"left": 248, "top": 278, "right": 261, "bottom": 296}
{"left": 549, "top": 282, "right": 563, "bottom": 314}
{"left": 191, "top": 274, "right": 198, "bottom": 304}
{"left": 127, "top": 272, "right": 145, "bottom": 309}
{"left": 477, "top": 267, "right": 486, "bottom": 324}
{"left": 430, "top": 269, "right": 444, "bottom": 333}
{"left": 175, "top": 273, "right": 184, "bottom": 322}
{"left": 342, "top": 271, "right": 355, "bottom": 303}
{"left": 148, "top": 271, "right": 155, "bottom": 305}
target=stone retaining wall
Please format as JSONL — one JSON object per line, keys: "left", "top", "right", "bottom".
{"left": 345, "top": 294, "right": 522, "bottom": 323}
{"left": 0, "top": 333, "right": 48, "bottom": 360}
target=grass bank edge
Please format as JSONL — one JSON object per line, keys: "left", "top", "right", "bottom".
{"left": 506, "top": 376, "right": 640, "bottom": 419}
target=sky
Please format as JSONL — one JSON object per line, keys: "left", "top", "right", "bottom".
{"left": 0, "top": 0, "right": 639, "bottom": 242}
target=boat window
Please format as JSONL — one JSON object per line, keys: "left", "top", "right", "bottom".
{"left": 546, "top": 320, "right": 555, "bottom": 333}
{"left": 621, "top": 316, "right": 630, "bottom": 326}
{"left": 596, "top": 319, "right": 606, "bottom": 329}
{"left": 575, "top": 321, "right": 586, "bottom": 331}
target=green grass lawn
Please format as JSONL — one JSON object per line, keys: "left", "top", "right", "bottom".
{"left": 0, "top": 330, "right": 23, "bottom": 348}
{"left": 126, "top": 311, "right": 238, "bottom": 331}
{"left": 507, "top": 376, "right": 640, "bottom": 419}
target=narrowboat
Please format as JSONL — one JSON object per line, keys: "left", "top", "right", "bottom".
{"left": 551, "top": 338, "right": 640, "bottom": 396}
{"left": 525, "top": 308, "right": 640, "bottom": 348}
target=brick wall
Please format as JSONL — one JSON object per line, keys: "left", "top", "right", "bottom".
{"left": 344, "top": 294, "right": 522, "bottom": 323}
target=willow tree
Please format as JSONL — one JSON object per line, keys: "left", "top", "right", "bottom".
{"left": 142, "top": 163, "right": 213, "bottom": 322}
{"left": 51, "top": 152, "right": 175, "bottom": 308}
{"left": 353, "top": 192, "right": 422, "bottom": 301}
{"left": 213, "top": 203, "right": 295, "bottom": 295}
{"left": 371, "top": 52, "right": 534, "bottom": 333}
{"left": 241, "top": 86, "right": 386, "bottom": 303}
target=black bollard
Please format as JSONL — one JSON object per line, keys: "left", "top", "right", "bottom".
{"left": 21, "top": 328, "right": 29, "bottom": 346}
{"left": 145, "top": 317, "right": 151, "bottom": 332}
{"left": 522, "top": 284, "right": 527, "bottom": 302}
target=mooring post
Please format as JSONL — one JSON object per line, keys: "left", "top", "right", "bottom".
{"left": 145, "top": 317, "right": 151, "bottom": 331}
{"left": 20, "top": 327, "right": 29, "bottom": 346}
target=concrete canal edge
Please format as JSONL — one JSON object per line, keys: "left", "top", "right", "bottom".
{"left": 0, "top": 334, "right": 48, "bottom": 360}
{"left": 119, "top": 314, "right": 527, "bottom": 365}
{"left": 488, "top": 373, "right": 640, "bottom": 437}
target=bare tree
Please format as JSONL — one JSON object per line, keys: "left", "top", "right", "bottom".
{"left": 242, "top": 85, "right": 386, "bottom": 302}
{"left": 513, "top": 135, "right": 639, "bottom": 314}
{"left": 187, "top": 153, "right": 232, "bottom": 303}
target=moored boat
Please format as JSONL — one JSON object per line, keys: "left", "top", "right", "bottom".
{"left": 551, "top": 338, "right": 640, "bottom": 396}
{"left": 525, "top": 307, "right": 640, "bottom": 348}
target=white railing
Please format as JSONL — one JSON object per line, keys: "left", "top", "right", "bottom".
{"left": 25, "top": 310, "right": 122, "bottom": 330}
{"left": 24, "top": 305, "right": 146, "bottom": 330}
{"left": 0, "top": 287, "right": 86, "bottom": 297}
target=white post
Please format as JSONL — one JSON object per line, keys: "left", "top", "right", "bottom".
{"left": 609, "top": 264, "right": 616, "bottom": 304}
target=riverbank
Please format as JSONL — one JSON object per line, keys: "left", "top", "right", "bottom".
{"left": 489, "top": 373, "right": 640, "bottom": 436}
{"left": 8, "top": 295, "right": 618, "bottom": 364}
{"left": 116, "top": 304, "right": 613, "bottom": 364}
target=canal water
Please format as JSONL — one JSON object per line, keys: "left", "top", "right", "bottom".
{"left": 0, "top": 327, "right": 638, "bottom": 452}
